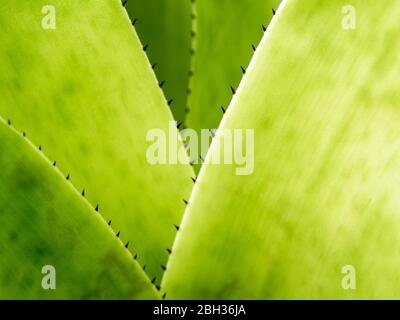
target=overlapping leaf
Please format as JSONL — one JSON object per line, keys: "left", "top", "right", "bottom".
{"left": 0, "top": 0, "right": 193, "bottom": 283}
{"left": 0, "top": 119, "right": 159, "bottom": 299}
{"left": 163, "top": 0, "right": 400, "bottom": 299}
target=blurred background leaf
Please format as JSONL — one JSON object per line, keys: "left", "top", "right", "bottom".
{"left": 185, "top": 0, "right": 282, "bottom": 171}
{"left": 125, "top": 0, "right": 192, "bottom": 123}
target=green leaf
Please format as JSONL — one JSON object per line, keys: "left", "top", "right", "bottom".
{"left": 0, "top": 118, "right": 159, "bottom": 299}
{"left": 125, "top": 0, "right": 192, "bottom": 123}
{"left": 185, "top": 0, "right": 281, "bottom": 131}
{"left": 0, "top": 0, "right": 193, "bottom": 282}
{"left": 163, "top": 0, "right": 400, "bottom": 299}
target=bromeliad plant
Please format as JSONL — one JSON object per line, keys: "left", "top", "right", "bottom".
{"left": 1, "top": 0, "right": 400, "bottom": 299}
